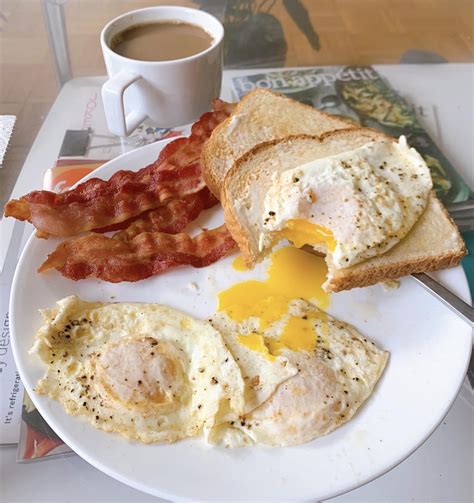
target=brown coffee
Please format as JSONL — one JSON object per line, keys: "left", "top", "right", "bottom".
{"left": 110, "top": 21, "right": 214, "bottom": 62}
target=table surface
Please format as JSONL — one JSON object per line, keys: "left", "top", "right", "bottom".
{"left": 1, "top": 0, "right": 473, "bottom": 212}
{"left": 0, "top": 64, "right": 473, "bottom": 502}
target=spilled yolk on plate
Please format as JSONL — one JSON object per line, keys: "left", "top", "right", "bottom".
{"left": 275, "top": 219, "right": 337, "bottom": 251}
{"left": 222, "top": 246, "right": 330, "bottom": 359}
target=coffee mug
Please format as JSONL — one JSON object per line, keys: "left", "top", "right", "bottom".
{"left": 100, "top": 6, "right": 224, "bottom": 137}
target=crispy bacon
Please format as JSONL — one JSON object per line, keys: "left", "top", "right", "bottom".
{"left": 112, "top": 188, "right": 218, "bottom": 241}
{"left": 4, "top": 163, "right": 204, "bottom": 238}
{"left": 4, "top": 100, "right": 234, "bottom": 238}
{"left": 38, "top": 225, "right": 236, "bottom": 282}
{"left": 6, "top": 99, "right": 237, "bottom": 283}
{"left": 91, "top": 187, "right": 218, "bottom": 236}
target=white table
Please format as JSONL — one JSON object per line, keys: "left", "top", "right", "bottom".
{"left": 0, "top": 64, "right": 473, "bottom": 502}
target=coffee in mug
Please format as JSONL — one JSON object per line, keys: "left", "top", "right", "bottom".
{"left": 110, "top": 21, "right": 214, "bottom": 62}
{"left": 101, "top": 6, "right": 224, "bottom": 136}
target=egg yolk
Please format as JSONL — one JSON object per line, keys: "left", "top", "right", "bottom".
{"left": 237, "top": 308, "right": 327, "bottom": 358}
{"left": 277, "top": 219, "right": 337, "bottom": 251}
{"left": 237, "top": 333, "right": 276, "bottom": 361}
{"left": 218, "top": 246, "right": 330, "bottom": 360}
{"left": 276, "top": 311, "right": 326, "bottom": 352}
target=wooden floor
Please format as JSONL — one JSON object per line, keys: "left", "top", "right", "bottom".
{"left": 0, "top": 0, "right": 473, "bottom": 208}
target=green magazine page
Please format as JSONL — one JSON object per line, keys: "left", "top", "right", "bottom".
{"left": 232, "top": 67, "right": 472, "bottom": 205}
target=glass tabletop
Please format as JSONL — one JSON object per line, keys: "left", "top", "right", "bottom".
{"left": 0, "top": 2, "right": 473, "bottom": 499}
{"left": 1, "top": 0, "right": 473, "bottom": 209}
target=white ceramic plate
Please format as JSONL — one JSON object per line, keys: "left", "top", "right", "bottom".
{"left": 10, "top": 139, "right": 472, "bottom": 502}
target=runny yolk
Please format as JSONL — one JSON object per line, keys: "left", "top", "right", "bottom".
{"left": 218, "top": 246, "right": 330, "bottom": 360}
{"left": 266, "top": 245, "right": 330, "bottom": 309}
{"left": 277, "top": 312, "right": 325, "bottom": 352}
{"left": 276, "top": 219, "right": 337, "bottom": 251}
{"left": 234, "top": 307, "right": 328, "bottom": 358}
{"left": 237, "top": 333, "right": 276, "bottom": 361}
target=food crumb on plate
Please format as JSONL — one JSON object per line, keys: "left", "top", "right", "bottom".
{"left": 381, "top": 280, "right": 400, "bottom": 291}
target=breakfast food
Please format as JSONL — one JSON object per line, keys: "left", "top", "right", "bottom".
{"left": 5, "top": 100, "right": 233, "bottom": 239}
{"left": 13, "top": 89, "right": 465, "bottom": 450}
{"left": 201, "top": 89, "right": 355, "bottom": 197}
{"left": 223, "top": 130, "right": 432, "bottom": 267}
{"left": 260, "top": 134, "right": 432, "bottom": 267}
{"left": 210, "top": 298, "right": 388, "bottom": 447}
{"left": 93, "top": 187, "right": 218, "bottom": 236}
{"left": 38, "top": 224, "right": 236, "bottom": 282}
{"left": 32, "top": 296, "right": 245, "bottom": 443}
{"left": 4, "top": 101, "right": 238, "bottom": 281}
{"left": 112, "top": 188, "right": 217, "bottom": 240}
{"left": 206, "top": 245, "right": 387, "bottom": 446}
{"left": 220, "top": 129, "right": 465, "bottom": 291}
{"left": 6, "top": 89, "right": 463, "bottom": 290}
{"left": 32, "top": 284, "right": 388, "bottom": 447}
{"left": 32, "top": 249, "right": 388, "bottom": 446}
{"left": 5, "top": 160, "right": 204, "bottom": 239}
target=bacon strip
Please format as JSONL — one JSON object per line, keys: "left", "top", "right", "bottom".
{"left": 112, "top": 188, "right": 218, "bottom": 241}
{"left": 4, "top": 100, "right": 234, "bottom": 238}
{"left": 4, "top": 163, "right": 204, "bottom": 238}
{"left": 38, "top": 225, "right": 236, "bottom": 282}
{"left": 90, "top": 187, "right": 218, "bottom": 236}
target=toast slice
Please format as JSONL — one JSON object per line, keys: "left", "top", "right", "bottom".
{"left": 221, "top": 130, "right": 466, "bottom": 292}
{"left": 201, "top": 89, "right": 355, "bottom": 198}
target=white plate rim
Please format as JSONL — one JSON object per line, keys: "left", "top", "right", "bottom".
{"left": 10, "top": 138, "right": 473, "bottom": 501}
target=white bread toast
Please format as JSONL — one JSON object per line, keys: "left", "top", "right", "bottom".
{"left": 221, "top": 130, "right": 466, "bottom": 292}
{"left": 201, "top": 89, "right": 355, "bottom": 198}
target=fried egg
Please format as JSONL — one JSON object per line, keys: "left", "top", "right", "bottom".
{"left": 31, "top": 296, "right": 245, "bottom": 443}
{"left": 210, "top": 299, "right": 388, "bottom": 447}
{"left": 210, "top": 247, "right": 388, "bottom": 447}
{"left": 210, "top": 309, "right": 298, "bottom": 416}
{"left": 261, "top": 136, "right": 433, "bottom": 268}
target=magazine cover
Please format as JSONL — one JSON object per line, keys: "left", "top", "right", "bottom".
{"left": 232, "top": 66, "right": 472, "bottom": 204}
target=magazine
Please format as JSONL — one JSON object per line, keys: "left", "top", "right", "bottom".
{"left": 232, "top": 66, "right": 472, "bottom": 204}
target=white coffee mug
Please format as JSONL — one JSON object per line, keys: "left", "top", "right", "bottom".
{"left": 100, "top": 6, "right": 224, "bottom": 137}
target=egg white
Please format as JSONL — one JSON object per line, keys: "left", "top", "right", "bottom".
{"left": 209, "top": 299, "right": 388, "bottom": 447}
{"left": 261, "top": 137, "right": 433, "bottom": 268}
{"left": 32, "top": 296, "right": 245, "bottom": 444}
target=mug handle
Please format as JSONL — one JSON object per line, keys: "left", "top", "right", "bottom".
{"left": 102, "top": 70, "right": 148, "bottom": 137}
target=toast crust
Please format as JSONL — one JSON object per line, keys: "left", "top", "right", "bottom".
{"left": 326, "top": 248, "right": 466, "bottom": 292}
{"left": 325, "top": 196, "right": 467, "bottom": 291}
{"left": 202, "top": 118, "right": 233, "bottom": 196}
